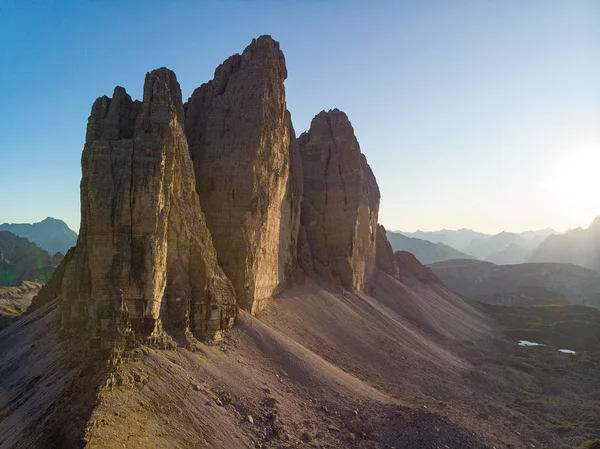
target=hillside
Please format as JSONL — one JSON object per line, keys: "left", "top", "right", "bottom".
{"left": 4, "top": 268, "right": 600, "bottom": 448}
{"left": 0, "top": 217, "right": 77, "bottom": 255}
{"left": 530, "top": 216, "right": 600, "bottom": 272}
{"left": 385, "top": 231, "right": 475, "bottom": 264}
{"left": 429, "top": 259, "right": 600, "bottom": 307}
{"left": 0, "top": 281, "right": 41, "bottom": 329}
{"left": 0, "top": 231, "right": 61, "bottom": 286}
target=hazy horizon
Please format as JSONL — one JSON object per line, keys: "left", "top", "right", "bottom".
{"left": 1, "top": 1, "right": 598, "bottom": 234}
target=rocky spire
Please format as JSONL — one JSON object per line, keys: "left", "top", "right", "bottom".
{"left": 56, "top": 68, "right": 236, "bottom": 350}
{"left": 376, "top": 225, "right": 401, "bottom": 279}
{"left": 185, "top": 35, "right": 302, "bottom": 313}
{"left": 298, "top": 109, "right": 380, "bottom": 291}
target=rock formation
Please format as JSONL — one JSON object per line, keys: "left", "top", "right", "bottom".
{"left": 395, "top": 251, "right": 440, "bottom": 283}
{"left": 30, "top": 36, "right": 387, "bottom": 353}
{"left": 375, "top": 225, "right": 401, "bottom": 279}
{"left": 185, "top": 35, "right": 302, "bottom": 313}
{"left": 298, "top": 109, "right": 380, "bottom": 290}
{"left": 53, "top": 68, "right": 236, "bottom": 350}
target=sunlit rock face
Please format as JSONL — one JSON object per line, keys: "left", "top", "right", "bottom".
{"left": 57, "top": 68, "right": 236, "bottom": 350}
{"left": 185, "top": 35, "right": 302, "bottom": 314}
{"left": 298, "top": 109, "right": 380, "bottom": 291}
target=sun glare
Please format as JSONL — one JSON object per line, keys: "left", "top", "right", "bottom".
{"left": 545, "top": 149, "right": 599, "bottom": 196}
{"left": 539, "top": 148, "right": 600, "bottom": 228}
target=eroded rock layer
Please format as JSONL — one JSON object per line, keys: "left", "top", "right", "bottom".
{"left": 298, "top": 109, "right": 380, "bottom": 290}
{"left": 185, "top": 35, "right": 301, "bottom": 313}
{"left": 57, "top": 68, "right": 236, "bottom": 349}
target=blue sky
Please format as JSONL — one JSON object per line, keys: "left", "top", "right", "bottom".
{"left": 1, "top": 0, "right": 598, "bottom": 233}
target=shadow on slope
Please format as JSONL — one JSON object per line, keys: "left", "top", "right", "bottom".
{"left": 83, "top": 293, "right": 491, "bottom": 448}
{"left": 0, "top": 302, "right": 113, "bottom": 448}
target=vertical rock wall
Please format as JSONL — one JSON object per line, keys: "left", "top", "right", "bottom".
{"left": 185, "top": 36, "right": 301, "bottom": 313}
{"left": 59, "top": 69, "right": 236, "bottom": 349}
{"left": 298, "top": 109, "right": 380, "bottom": 290}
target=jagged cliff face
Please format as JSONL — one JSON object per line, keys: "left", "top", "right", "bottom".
{"left": 185, "top": 36, "right": 301, "bottom": 313}
{"left": 58, "top": 68, "right": 236, "bottom": 349}
{"left": 298, "top": 109, "right": 380, "bottom": 291}
{"left": 31, "top": 36, "right": 386, "bottom": 352}
{"left": 375, "top": 224, "right": 401, "bottom": 280}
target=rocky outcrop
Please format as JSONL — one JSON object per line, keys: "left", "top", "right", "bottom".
{"left": 185, "top": 35, "right": 301, "bottom": 313}
{"left": 298, "top": 109, "right": 380, "bottom": 290}
{"left": 395, "top": 251, "right": 440, "bottom": 283}
{"left": 54, "top": 68, "right": 236, "bottom": 350}
{"left": 376, "top": 225, "right": 400, "bottom": 279}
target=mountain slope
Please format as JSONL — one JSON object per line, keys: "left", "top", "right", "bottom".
{"left": 429, "top": 259, "right": 600, "bottom": 307}
{"left": 0, "top": 231, "right": 60, "bottom": 286}
{"left": 385, "top": 231, "right": 475, "bottom": 264}
{"left": 0, "top": 217, "right": 77, "bottom": 255}
{"left": 0, "top": 269, "right": 506, "bottom": 448}
{"left": 486, "top": 243, "right": 528, "bottom": 265}
{"left": 4, "top": 267, "right": 599, "bottom": 448}
{"left": 530, "top": 216, "right": 600, "bottom": 272}
{"left": 0, "top": 281, "right": 41, "bottom": 329}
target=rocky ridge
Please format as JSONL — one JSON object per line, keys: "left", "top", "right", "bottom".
{"left": 0, "top": 217, "right": 77, "bottom": 255}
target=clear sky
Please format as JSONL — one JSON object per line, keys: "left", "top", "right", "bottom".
{"left": 1, "top": 1, "right": 598, "bottom": 234}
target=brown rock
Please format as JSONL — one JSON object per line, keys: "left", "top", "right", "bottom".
{"left": 56, "top": 68, "right": 236, "bottom": 349}
{"left": 185, "top": 36, "right": 301, "bottom": 314}
{"left": 376, "top": 225, "right": 400, "bottom": 279}
{"left": 298, "top": 109, "right": 380, "bottom": 291}
{"left": 394, "top": 251, "right": 440, "bottom": 283}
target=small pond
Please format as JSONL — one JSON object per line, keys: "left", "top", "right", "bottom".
{"left": 558, "top": 349, "right": 576, "bottom": 354}
{"left": 518, "top": 340, "right": 576, "bottom": 354}
{"left": 518, "top": 340, "right": 544, "bottom": 347}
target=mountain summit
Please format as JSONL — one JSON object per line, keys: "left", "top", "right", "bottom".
{"left": 0, "top": 217, "right": 77, "bottom": 255}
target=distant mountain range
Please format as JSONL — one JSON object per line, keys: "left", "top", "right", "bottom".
{"left": 395, "top": 227, "right": 557, "bottom": 264}
{"left": 0, "top": 231, "right": 63, "bottom": 286}
{"left": 429, "top": 259, "right": 600, "bottom": 307}
{"left": 385, "top": 231, "right": 475, "bottom": 264}
{"left": 0, "top": 217, "right": 77, "bottom": 255}
{"left": 530, "top": 217, "right": 600, "bottom": 273}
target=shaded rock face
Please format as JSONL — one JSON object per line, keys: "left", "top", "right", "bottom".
{"left": 185, "top": 36, "right": 301, "bottom": 313}
{"left": 395, "top": 251, "right": 440, "bottom": 283}
{"left": 375, "top": 225, "right": 400, "bottom": 279}
{"left": 57, "top": 68, "right": 236, "bottom": 349}
{"left": 298, "top": 109, "right": 380, "bottom": 290}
